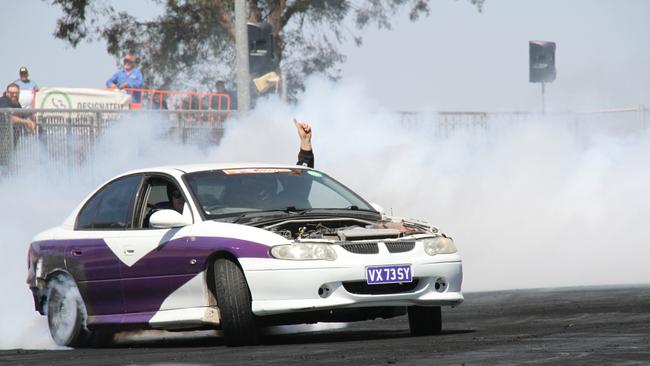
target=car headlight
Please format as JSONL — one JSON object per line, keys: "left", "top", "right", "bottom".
{"left": 270, "top": 243, "right": 337, "bottom": 261}
{"left": 422, "top": 236, "right": 457, "bottom": 256}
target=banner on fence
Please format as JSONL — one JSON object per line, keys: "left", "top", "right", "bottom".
{"left": 34, "top": 87, "right": 131, "bottom": 124}
{"left": 35, "top": 87, "right": 131, "bottom": 110}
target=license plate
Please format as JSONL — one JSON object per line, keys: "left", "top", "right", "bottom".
{"left": 366, "top": 264, "right": 412, "bottom": 285}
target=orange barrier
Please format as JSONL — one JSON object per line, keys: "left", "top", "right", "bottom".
{"left": 121, "top": 88, "right": 231, "bottom": 113}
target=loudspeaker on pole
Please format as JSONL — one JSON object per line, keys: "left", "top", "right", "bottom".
{"left": 529, "top": 41, "right": 556, "bottom": 83}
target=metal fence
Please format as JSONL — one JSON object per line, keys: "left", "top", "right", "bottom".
{"left": 0, "top": 108, "right": 230, "bottom": 175}
{"left": 1, "top": 106, "right": 647, "bottom": 176}
{"left": 397, "top": 106, "right": 648, "bottom": 138}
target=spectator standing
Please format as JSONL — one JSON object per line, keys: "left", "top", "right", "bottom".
{"left": 106, "top": 53, "right": 144, "bottom": 104}
{"left": 0, "top": 83, "right": 37, "bottom": 136}
{"left": 150, "top": 91, "right": 168, "bottom": 110}
{"left": 13, "top": 67, "right": 38, "bottom": 108}
{"left": 213, "top": 80, "right": 238, "bottom": 110}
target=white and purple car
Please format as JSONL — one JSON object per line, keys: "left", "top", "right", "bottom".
{"left": 27, "top": 164, "right": 463, "bottom": 347}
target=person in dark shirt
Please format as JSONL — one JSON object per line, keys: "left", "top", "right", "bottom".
{"left": 0, "top": 83, "right": 36, "bottom": 133}
{"left": 294, "top": 118, "right": 313, "bottom": 168}
{"left": 213, "top": 80, "right": 238, "bottom": 111}
{"left": 150, "top": 91, "right": 168, "bottom": 110}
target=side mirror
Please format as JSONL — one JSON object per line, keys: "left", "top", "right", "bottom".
{"left": 369, "top": 202, "right": 385, "bottom": 216}
{"left": 150, "top": 209, "right": 192, "bottom": 229}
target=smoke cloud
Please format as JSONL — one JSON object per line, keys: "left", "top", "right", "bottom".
{"left": 1, "top": 77, "right": 649, "bottom": 349}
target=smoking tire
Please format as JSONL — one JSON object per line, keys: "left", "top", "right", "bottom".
{"left": 407, "top": 306, "right": 442, "bottom": 336}
{"left": 47, "top": 276, "right": 91, "bottom": 347}
{"left": 213, "top": 258, "right": 259, "bottom": 346}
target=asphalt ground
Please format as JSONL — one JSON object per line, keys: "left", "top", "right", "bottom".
{"left": 2, "top": 286, "right": 649, "bottom": 366}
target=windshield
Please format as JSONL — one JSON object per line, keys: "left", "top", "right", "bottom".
{"left": 184, "top": 168, "right": 375, "bottom": 220}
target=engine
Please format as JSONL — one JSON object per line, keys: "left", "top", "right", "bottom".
{"left": 262, "top": 217, "right": 434, "bottom": 241}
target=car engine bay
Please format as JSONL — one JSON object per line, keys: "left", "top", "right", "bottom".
{"left": 261, "top": 217, "right": 436, "bottom": 241}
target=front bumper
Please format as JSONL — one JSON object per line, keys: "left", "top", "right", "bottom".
{"left": 241, "top": 253, "right": 463, "bottom": 316}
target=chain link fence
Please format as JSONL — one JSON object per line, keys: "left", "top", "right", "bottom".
{"left": 0, "top": 108, "right": 230, "bottom": 175}
{"left": 397, "top": 106, "right": 648, "bottom": 138}
{"left": 1, "top": 106, "right": 646, "bottom": 176}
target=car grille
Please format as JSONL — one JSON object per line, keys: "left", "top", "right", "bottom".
{"left": 385, "top": 241, "right": 416, "bottom": 253}
{"left": 338, "top": 240, "right": 416, "bottom": 254}
{"left": 342, "top": 279, "right": 419, "bottom": 295}
{"left": 339, "top": 242, "right": 379, "bottom": 254}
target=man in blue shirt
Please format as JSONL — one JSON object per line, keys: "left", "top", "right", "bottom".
{"left": 106, "top": 53, "right": 144, "bottom": 104}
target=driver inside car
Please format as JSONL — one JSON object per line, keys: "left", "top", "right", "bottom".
{"left": 150, "top": 183, "right": 185, "bottom": 214}
{"left": 225, "top": 174, "right": 278, "bottom": 210}
{"left": 169, "top": 186, "right": 185, "bottom": 213}
{"left": 162, "top": 184, "right": 185, "bottom": 213}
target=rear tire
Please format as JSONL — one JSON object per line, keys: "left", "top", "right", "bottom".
{"left": 47, "top": 276, "right": 91, "bottom": 347}
{"left": 213, "top": 258, "right": 258, "bottom": 346}
{"left": 408, "top": 306, "right": 442, "bottom": 336}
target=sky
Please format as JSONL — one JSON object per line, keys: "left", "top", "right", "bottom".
{"left": 0, "top": 0, "right": 649, "bottom": 112}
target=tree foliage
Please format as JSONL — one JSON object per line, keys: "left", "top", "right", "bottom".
{"left": 49, "top": 0, "right": 484, "bottom": 95}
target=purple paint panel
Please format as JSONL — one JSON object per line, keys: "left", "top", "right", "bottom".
{"left": 87, "top": 314, "right": 123, "bottom": 326}
{"left": 119, "top": 236, "right": 271, "bottom": 316}
{"left": 188, "top": 236, "right": 272, "bottom": 269}
{"left": 34, "top": 234, "right": 274, "bottom": 325}
{"left": 89, "top": 312, "right": 153, "bottom": 326}
{"left": 118, "top": 236, "right": 271, "bottom": 279}
{"left": 118, "top": 236, "right": 192, "bottom": 279}
{"left": 27, "top": 240, "right": 64, "bottom": 286}
{"left": 122, "top": 274, "right": 195, "bottom": 314}
{"left": 121, "top": 312, "right": 158, "bottom": 324}
{"left": 65, "top": 239, "right": 122, "bottom": 282}
{"left": 119, "top": 235, "right": 192, "bottom": 315}
{"left": 64, "top": 238, "right": 124, "bottom": 316}
{"left": 77, "top": 279, "right": 124, "bottom": 315}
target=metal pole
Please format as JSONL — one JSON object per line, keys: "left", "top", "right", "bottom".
{"left": 639, "top": 104, "right": 646, "bottom": 129}
{"left": 235, "top": 0, "right": 251, "bottom": 113}
{"left": 541, "top": 82, "right": 546, "bottom": 115}
{"left": 280, "top": 69, "right": 287, "bottom": 102}
{"left": 2, "top": 111, "right": 15, "bottom": 174}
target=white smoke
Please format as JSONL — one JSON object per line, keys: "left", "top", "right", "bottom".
{"left": 1, "top": 77, "right": 649, "bottom": 349}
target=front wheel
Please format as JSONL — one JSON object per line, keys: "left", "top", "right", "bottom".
{"left": 213, "top": 258, "right": 258, "bottom": 346}
{"left": 408, "top": 306, "right": 442, "bottom": 336}
{"left": 47, "top": 276, "right": 91, "bottom": 347}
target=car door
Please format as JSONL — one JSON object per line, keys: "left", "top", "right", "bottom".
{"left": 65, "top": 174, "right": 142, "bottom": 319}
{"left": 117, "top": 175, "right": 196, "bottom": 316}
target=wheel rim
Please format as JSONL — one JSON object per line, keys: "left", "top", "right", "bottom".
{"left": 49, "top": 283, "right": 80, "bottom": 345}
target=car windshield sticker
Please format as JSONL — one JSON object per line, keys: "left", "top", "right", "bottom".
{"left": 307, "top": 170, "right": 322, "bottom": 177}
{"left": 223, "top": 168, "right": 293, "bottom": 175}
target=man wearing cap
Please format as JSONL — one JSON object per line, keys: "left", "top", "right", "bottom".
{"left": 106, "top": 53, "right": 144, "bottom": 103}
{"left": 13, "top": 67, "right": 39, "bottom": 108}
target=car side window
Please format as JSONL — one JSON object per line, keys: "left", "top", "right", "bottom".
{"left": 136, "top": 177, "right": 185, "bottom": 229}
{"left": 76, "top": 175, "right": 142, "bottom": 230}
{"left": 76, "top": 190, "right": 104, "bottom": 229}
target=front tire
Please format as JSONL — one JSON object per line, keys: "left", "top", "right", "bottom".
{"left": 213, "top": 258, "right": 258, "bottom": 346}
{"left": 408, "top": 306, "right": 442, "bottom": 336}
{"left": 47, "top": 276, "right": 91, "bottom": 347}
